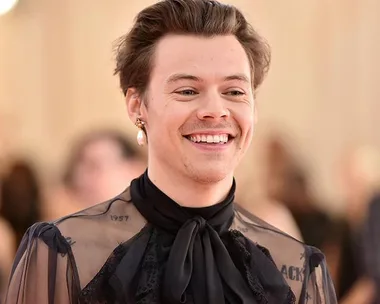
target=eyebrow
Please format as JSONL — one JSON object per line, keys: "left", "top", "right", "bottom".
{"left": 223, "top": 74, "right": 250, "bottom": 83}
{"left": 166, "top": 73, "right": 202, "bottom": 84}
{"left": 165, "top": 73, "right": 250, "bottom": 84}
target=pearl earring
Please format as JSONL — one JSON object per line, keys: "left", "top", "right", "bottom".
{"left": 135, "top": 118, "right": 147, "bottom": 146}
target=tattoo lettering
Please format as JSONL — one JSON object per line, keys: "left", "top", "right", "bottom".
{"left": 280, "top": 264, "right": 304, "bottom": 282}
{"left": 110, "top": 215, "right": 129, "bottom": 222}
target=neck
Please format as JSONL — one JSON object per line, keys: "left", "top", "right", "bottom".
{"left": 147, "top": 163, "right": 234, "bottom": 208}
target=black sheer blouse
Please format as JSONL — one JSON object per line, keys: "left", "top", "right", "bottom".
{"left": 4, "top": 172, "right": 337, "bottom": 303}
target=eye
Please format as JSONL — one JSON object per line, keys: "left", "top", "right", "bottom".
{"left": 175, "top": 89, "right": 198, "bottom": 96}
{"left": 224, "top": 90, "right": 245, "bottom": 96}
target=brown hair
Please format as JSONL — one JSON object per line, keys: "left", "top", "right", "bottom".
{"left": 114, "top": 0, "right": 271, "bottom": 97}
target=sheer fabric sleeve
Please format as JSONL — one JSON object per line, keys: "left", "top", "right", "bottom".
{"left": 233, "top": 205, "right": 338, "bottom": 304}
{"left": 3, "top": 190, "right": 146, "bottom": 304}
{"left": 301, "top": 246, "right": 337, "bottom": 304}
{"left": 4, "top": 222, "right": 80, "bottom": 304}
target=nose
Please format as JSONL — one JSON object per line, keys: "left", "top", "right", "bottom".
{"left": 196, "top": 93, "right": 230, "bottom": 120}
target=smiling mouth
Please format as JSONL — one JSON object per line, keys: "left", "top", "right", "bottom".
{"left": 184, "top": 134, "right": 234, "bottom": 144}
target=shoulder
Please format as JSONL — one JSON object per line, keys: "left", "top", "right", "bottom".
{"left": 40, "top": 188, "right": 145, "bottom": 248}
{"left": 20, "top": 188, "right": 146, "bottom": 288}
{"left": 19, "top": 188, "right": 144, "bottom": 250}
{"left": 232, "top": 204, "right": 326, "bottom": 297}
{"left": 233, "top": 203, "right": 323, "bottom": 259}
{"left": 233, "top": 203, "right": 302, "bottom": 245}
{"left": 22, "top": 188, "right": 146, "bottom": 257}
{"left": 235, "top": 198, "right": 302, "bottom": 240}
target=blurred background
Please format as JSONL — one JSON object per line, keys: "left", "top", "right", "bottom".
{"left": 1, "top": 0, "right": 380, "bottom": 303}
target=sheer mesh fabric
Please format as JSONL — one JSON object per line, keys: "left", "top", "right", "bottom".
{"left": 4, "top": 188, "right": 337, "bottom": 303}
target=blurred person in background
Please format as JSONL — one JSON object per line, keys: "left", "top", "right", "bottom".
{"left": 0, "top": 117, "right": 17, "bottom": 301}
{"left": 335, "top": 146, "right": 380, "bottom": 304}
{"left": 0, "top": 160, "right": 42, "bottom": 247}
{"left": 0, "top": 206, "right": 15, "bottom": 302}
{"left": 0, "top": 160, "right": 42, "bottom": 301}
{"left": 43, "top": 129, "right": 147, "bottom": 220}
{"left": 263, "top": 134, "right": 335, "bottom": 250}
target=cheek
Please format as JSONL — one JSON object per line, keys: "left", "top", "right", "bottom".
{"left": 231, "top": 107, "right": 254, "bottom": 153}
{"left": 146, "top": 111, "right": 185, "bottom": 145}
{"left": 151, "top": 103, "right": 194, "bottom": 133}
{"left": 233, "top": 106, "right": 255, "bottom": 135}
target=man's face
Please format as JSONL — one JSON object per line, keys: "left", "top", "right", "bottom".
{"left": 142, "top": 34, "right": 255, "bottom": 183}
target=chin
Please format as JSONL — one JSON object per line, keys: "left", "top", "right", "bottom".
{"left": 186, "top": 166, "right": 231, "bottom": 184}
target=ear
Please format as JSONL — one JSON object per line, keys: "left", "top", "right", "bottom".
{"left": 126, "top": 88, "right": 147, "bottom": 124}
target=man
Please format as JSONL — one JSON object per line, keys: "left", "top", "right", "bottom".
{"left": 4, "top": 0, "right": 337, "bottom": 303}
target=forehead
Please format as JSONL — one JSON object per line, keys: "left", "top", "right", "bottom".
{"left": 151, "top": 34, "right": 251, "bottom": 82}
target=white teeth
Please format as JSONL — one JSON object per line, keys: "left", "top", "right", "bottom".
{"left": 188, "top": 134, "right": 229, "bottom": 144}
